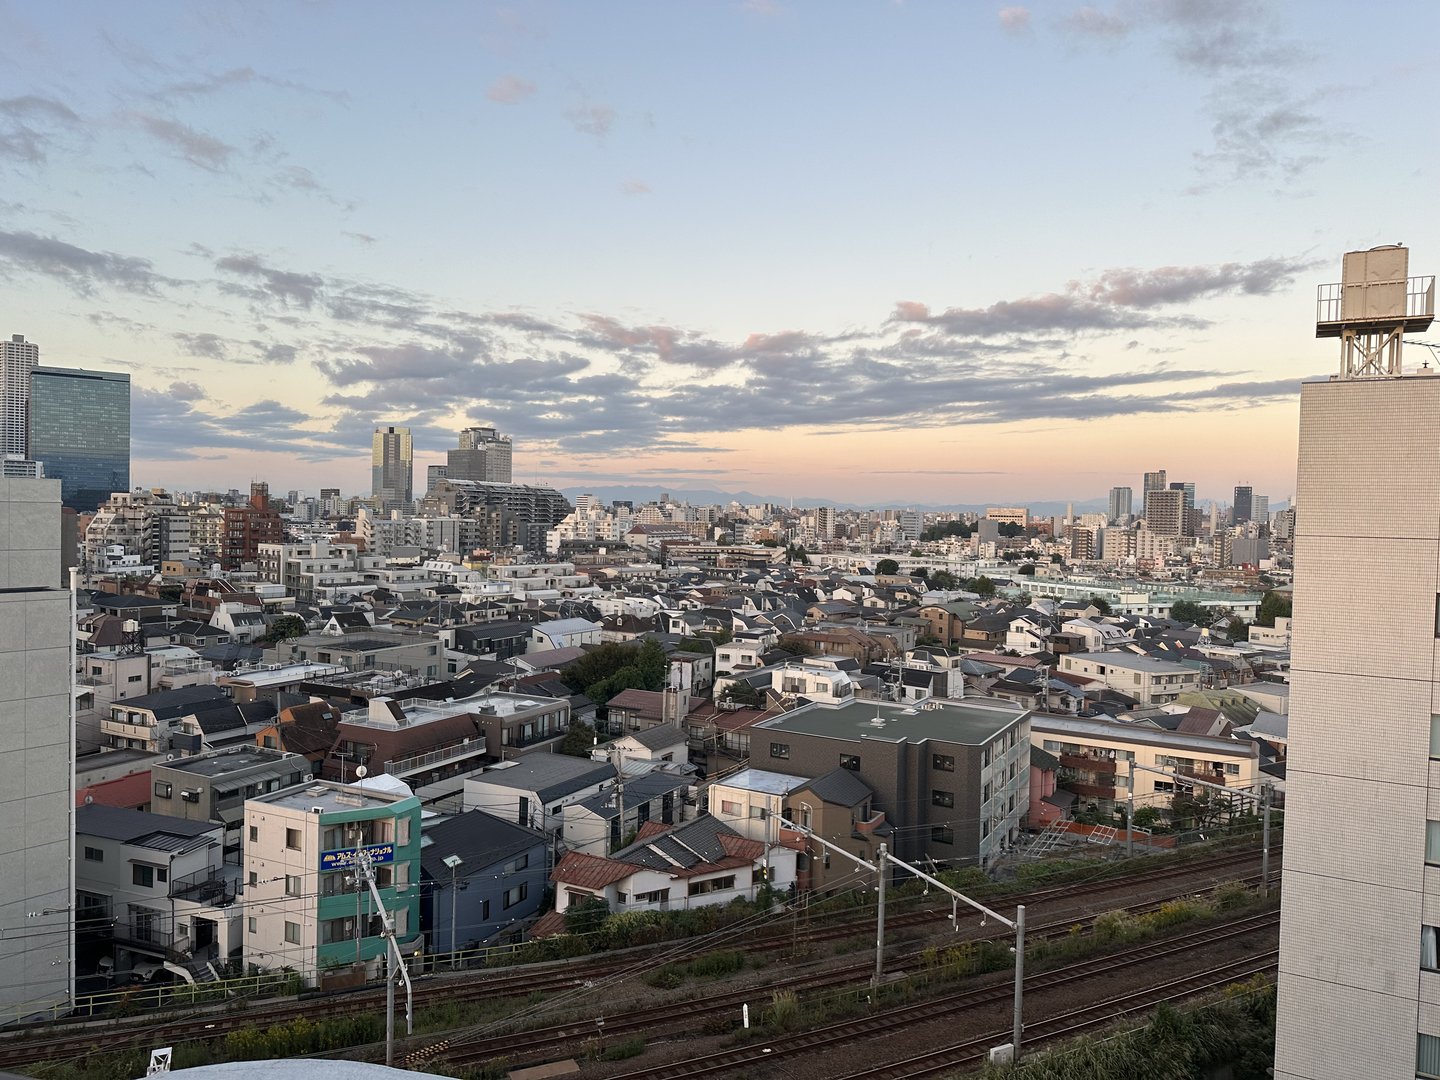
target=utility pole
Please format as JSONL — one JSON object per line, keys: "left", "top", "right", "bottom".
{"left": 354, "top": 846, "right": 413, "bottom": 1067}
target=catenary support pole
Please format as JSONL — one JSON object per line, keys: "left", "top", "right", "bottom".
{"left": 1261, "top": 783, "right": 1272, "bottom": 899}
{"left": 1126, "top": 757, "right": 1135, "bottom": 858}
{"left": 873, "top": 842, "right": 887, "bottom": 988}
{"left": 1012, "top": 904, "right": 1026, "bottom": 1060}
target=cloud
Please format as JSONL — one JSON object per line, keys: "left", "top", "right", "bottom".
{"left": 168, "top": 380, "right": 207, "bottom": 401}
{"left": 487, "top": 75, "right": 537, "bottom": 105}
{"left": 1063, "top": 6, "right": 1128, "bottom": 36}
{"left": 173, "top": 332, "right": 229, "bottom": 360}
{"left": 215, "top": 252, "right": 324, "bottom": 307}
{"left": 343, "top": 231, "right": 378, "bottom": 245}
{"left": 0, "top": 95, "right": 82, "bottom": 165}
{"left": 132, "top": 113, "right": 235, "bottom": 171}
{"left": 620, "top": 179, "right": 652, "bottom": 196}
{"left": 0, "top": 229, "right": 174, "bottom": 295}
{"left": 997, "top": 7, "right": 1031, "bottom": 34}
{"left": 567, "top": 104, "right": 615, "bottom": 137}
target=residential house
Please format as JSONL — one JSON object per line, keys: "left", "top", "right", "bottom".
{"left": 419, "top": 811, "right": 548, "bottom": 952}
{"left": 530, "top": 618, "right": 602, "bottom": 651}
{"left": 560, "top": 770, "right": 695, "bottom": 855}
{"left": 1057, "top": 652, "right": 1201, "bottom": 706}
{"left": 76, "top": 805, "right": 240, "bottom": 983}
{"left": 101, "top": 685, "right": 236, "bottom": 753}
{"left": 149, "top": 746, "right": 312, "bottom": 859}
{"left": 463, "top": 755, "right": 616, "bottom": 833}
{"left": 551, "top": 815, "right": 795, "bottom": 915}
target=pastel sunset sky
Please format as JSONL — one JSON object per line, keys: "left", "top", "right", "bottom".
{"left": 1, "top": 0, "right": 1437, "bottom": 507}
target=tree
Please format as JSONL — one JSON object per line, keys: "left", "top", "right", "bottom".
{"left": 1088, "top": 595, "right": 1112, "bottom": 615}
{"left": 929, "top": 569, "right": 959, "bottom": 590}
{"left": 1225, "top": 616, "right": 1249, "bottom": 642}
{"left": 1132, "top": 806, "right": 1160, "bottom": 830}
{"left": 563, "top": 896, "right": 609, "bottom": 937}
{"left": 875, "top": 558, "right": 900, "bottom": 576}
{"left": 775, "top": 635, "right": 816, "bottom": 657}
{"left": 559, "top": 722, "right": 599, "bottom": 757}
{"left": 1256, "top": 590, "right": 1291, "bottom": 627}
{"left": 1017, "top": 563, "right": 1036, "bottom": 577}
{"left": 997, "top": 522, "right": 1025, "bottom": 538}
{"left": 1168, "top": 599, "right": 1207, "bottom": 624}
{"left": 258, "top": 614, "right": 307, "bottom": 645}
{"left": 968, "top": 575, "right": 996, "bottom": 598}
{"left": 784, "top": 543, "right": 811, "bottom": 565}
{"left": 718, "top": 680, "right": 764, "bottom": 708}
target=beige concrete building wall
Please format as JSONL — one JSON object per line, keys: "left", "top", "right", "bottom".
{"left": 0, "top": 478, "right": 73, "bottom": 1020}
{"left": 1274, "top": 377, "right": 1440, "bottom": 1079}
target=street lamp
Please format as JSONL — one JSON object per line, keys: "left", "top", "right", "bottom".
{"left": 442, "top": 854, "right": 463, "bottom": 969}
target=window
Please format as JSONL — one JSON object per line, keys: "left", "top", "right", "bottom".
{"left": 504, "top": 853, "right": 529, "bottom": 873}
{"left": 982, "top": 782, "right": 993, "bottom": 803}
{"left": 249, "top": 825, "right": 258, "bottom": 843}
{"left": 840, "top": 754, "right": 861, "bottom": 771}
{"left": 153, "top": 781, "right": 172, "bottom": 799}
{"left": 932, "top": 754, "right": 954, "bottom": 773}
{"left": 932, "top": 790, "right": 954, "bottom": 808}
{"left": 770, "top": 743, "right": 790, "bottom": 760}
{"left": 1224, "top": 763, "right": 1240, "bottom": 776}
{"left": 83, "top": 846, "right": 104, "bottom": 862}
{"left": 1428, "top": 821, "right": 1440, "bottom": 866}
{"left": 931, "top": 826, "right": 954, "bottom": 845}
{"left": 981, "top": 747, "right": 991, "bottom": 768}
{"left": 248, "top": 917, "right": 257, "bottom": 934}
{"left": 1421, "top": 1032, "right": 1440, "bottom": 1079}
{"left": 503, "top": 883, "right": 529, "bottom": 909}
{"left": 720, "top": 799, "right": 741, "bottom": 817}
{"left": 127, "top": 674, "right": 143, "bottom": 683}
{"left": 636, "top": 888, "right": 669, "bottom": 904}
{"left": 1425, "top": 926, "right": 1440, "bottom": 973}
{"left": 284, "top": 921, "right": 301, "bottom": 945}
{"left": 248, "top": 871, "right": 258, "bottom": 886}
{"left": 285, "top": 875, "right": 302, "bottom": 897}
{"left": 156, "top": 868, "right": 167, "bottom": 883}
{"left": 285, "top": 828, "right": 302, "bottom": 850}
{"left": 132, "top": 865, "right": 155, "bottom": 888}
{"left": 688, "top": 875, "right": 736, "bottom": 897}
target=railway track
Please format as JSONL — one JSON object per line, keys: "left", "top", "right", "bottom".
{"left": 0, "top": 842, "right": 1276, "bottom": 1071}
{"left": 593, "top": 911, "right": 1279, "bottom": 1080}
{"left": 421, "top": 880, "right": 1273, "bottom": 1073}
{"left": 832, "top": 952, "right": 1278, "bottom": 1079}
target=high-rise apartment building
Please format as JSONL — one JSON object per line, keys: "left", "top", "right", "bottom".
{"left": 28, "top": 366, "right": 130, "bottom": 512}
{"left": 1, "top": 334, "right": 39, "bottom": 459}
{"left": 1141, "top": 470, "right": 1167, "bottom": 518}
{"left": 0, "top": 478, "right": 74, "bottom": 1019}
{"left": 1274, "top": 244, "right": 1438, "bottom": 1080}
{"left": 371, "top": 425, "right": 413, "bottom": 510}
{"left": 446, "top": 426, "right": 512, "bottom": 484}
{"left": 816, "top": 506, "right": 835, "bottom": 540}
{"left": 1143, "top": 488, "right": 1186, "bottom": 538}
{"left": 1233, "top": 484, "right": 1253, "bottom": 524}
{"left": 1253, "top": 494, "right": 1270, "bottom": 533}
{"left": 1108, "top": 486, "right": 1133, "bottom": 522}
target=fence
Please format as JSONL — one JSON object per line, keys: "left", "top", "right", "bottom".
{"left": 0, "top": 970, "right": 303, "bottom": 1028}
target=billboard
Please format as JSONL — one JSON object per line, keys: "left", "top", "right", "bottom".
{"left": 319, "top": 843, "right": 395, "bottom": 871}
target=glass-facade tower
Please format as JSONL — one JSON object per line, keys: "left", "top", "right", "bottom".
{"left": 29, "top": 366, "right": 131, "bottom": 512}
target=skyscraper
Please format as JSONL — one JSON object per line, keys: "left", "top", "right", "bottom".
{"left": 1233, "top": 484, "right": 1253, "bottom": 523}
{"left": 1142, "top": 469, "right": 1167, "bottom": 518}
{"left": 371, "top": 425, "right": 413, "bottom": 510}
{"left": 1108, "top": 486, "right": 1133, "bottom": 523}
{"left": 28, "top": 366, "right": 130, "bottom": 512}
{"left": 1, "top": 333, "right": 39, "bottom": 460}
{"left": 0, "top": 478, "right": 74, "bottom": 1019}
{"left": 1274, "top": 245, "right": 1437, "bottom": 1079}
{"left": 446, "top": 426, "right": 512, "bottom": 483}
{"left": 1143, "top": 488, "right": 1185, "bottom": 537}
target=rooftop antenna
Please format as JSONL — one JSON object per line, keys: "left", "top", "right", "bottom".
{"left": 1317, "top": 244, "right": 1434, "bottom": 377}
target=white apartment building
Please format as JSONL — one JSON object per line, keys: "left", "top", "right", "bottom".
{"left": 1274, "top": 249, "right": 1440, "bottom": 1077}
{"left": 1057, "top": 652, "right": 1201, "bottom": 705}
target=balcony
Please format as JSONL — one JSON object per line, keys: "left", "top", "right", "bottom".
{"left": 170, "top": 866, "right": 238, "bottom": 907}
{"left": 503, "top": 727, "right": 565, "bottom": 749}
{"left": 1177, "top": 766, "right": 1227, "bottom": 788}
{"left": 383, "top": 738, "right": 488, "bottom": 778}
{"left": 1068, "top": 782, "right": 1119, "bottom": 800}
{"left": 1058, "top": 752, "right": 1117, "bottom": 774}
{"left": 1316, "top": 275, "right": 1436, "bottom": 335}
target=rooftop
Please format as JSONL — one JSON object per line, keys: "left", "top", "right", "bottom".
{"left": 1032, "top": 712, "right": 1259, "bottom": 758}
{"left": 254, "top": 780, "right": 416, "bottom": 815}
{"left": 756, "top": 696, "right": 1025, "bottom": 746}
{"left": 713, "top": 768, "right": 809, "bottom": 796}
{"left": 159, "top": 746, "right": 304, "bottom": 779}
{"left": 77, "top": 804, "right": 219, "bottom": 853}
{"left": 1065, "top": 651, "right": 1198, "bottom": 674}
{"left": 220, "top": 662, "right": 349, "bottom": 688}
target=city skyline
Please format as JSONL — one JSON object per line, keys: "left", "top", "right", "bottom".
{"left": 1, "top": 2, "right": 1437, "bottom": 501}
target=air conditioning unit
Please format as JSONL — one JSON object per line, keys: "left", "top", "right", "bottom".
{"left": 311, "top": 806, "right": 325, "bottom": 814}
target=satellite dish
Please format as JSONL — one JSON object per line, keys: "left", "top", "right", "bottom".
{"left": 355, "top": 765, "right": 368, "bottom": 779}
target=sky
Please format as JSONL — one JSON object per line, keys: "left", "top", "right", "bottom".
{"left": 1, "top": 0, "right": 1437, "bottom": 509}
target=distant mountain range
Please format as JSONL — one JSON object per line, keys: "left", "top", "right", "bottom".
{"left": 558, "top": 484, "right": 1290, "bottom": 516}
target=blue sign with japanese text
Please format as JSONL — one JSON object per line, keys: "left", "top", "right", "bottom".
{"left": 319, "top": 843, "right": 395, "bottom": 871}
